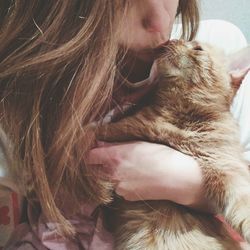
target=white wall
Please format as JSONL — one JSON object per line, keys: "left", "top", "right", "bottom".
{"left": 200, "top": 0, "right": 250, "bottom": 42}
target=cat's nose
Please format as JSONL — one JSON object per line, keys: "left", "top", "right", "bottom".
{"left": 168, "top": 39, "right": 185, "bottom": 46}
{"left": 154, "top": 40, "right": 170, "bottom": 59}
{"left": 153, "top": 39, "right": 184, "bottom": 59}
{"left": 168, "top": 39, "right": 179, "bottom": 44}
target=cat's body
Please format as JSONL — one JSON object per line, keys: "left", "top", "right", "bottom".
{"left": 97, "top": 40, "right": 250, "bottom": 249}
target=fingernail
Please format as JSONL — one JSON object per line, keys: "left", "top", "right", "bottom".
{"left": 97, "top": 140, "right": 106, "bottom": 147}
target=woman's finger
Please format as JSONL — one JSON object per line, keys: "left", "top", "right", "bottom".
{"left": 85, "top": 145, "right": 122, "bottom": 170}
{"left": 85, "top": 147, "right": 110, "bottom": 165}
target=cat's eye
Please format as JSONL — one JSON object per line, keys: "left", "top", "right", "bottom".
{"left": 193, "top": 45, "right": 203, "bottom": 51}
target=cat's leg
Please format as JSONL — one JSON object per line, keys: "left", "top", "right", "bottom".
{"left": 96, "top": 108, "right": 187, "bottom": 146}
{"left": 201, "top": 161, "right": 250, "bottom": 243}
{"left": 96, "top": 115, "right": 151, "bottom": 142}
{"left": 224, "top": 176, "right": 250, "bottom": 243}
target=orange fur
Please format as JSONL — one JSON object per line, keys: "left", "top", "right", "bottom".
{"left": 97, "top": 40, "right": 250, "bottom": 249}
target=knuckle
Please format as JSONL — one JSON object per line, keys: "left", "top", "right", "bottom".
{"left": 116, "top": 183, "right": 127, "bottom": 196}
{"left": 106, "top": 148, "right": 122, "bottom": 166}
{"left": 116, "top": 183, "right": 134, "bottom": 201}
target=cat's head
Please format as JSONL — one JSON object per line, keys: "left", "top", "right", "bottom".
{"left": 154, "top": 40, "right": 234, "bottom": 108}
{"left": 155, "top": 40, "right": 229, "bottom": 88}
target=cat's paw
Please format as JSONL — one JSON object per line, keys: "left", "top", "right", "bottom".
{"left": 241, "top": 218, "right": 250, "bottom": 243}
{"left": 225, "top": 195, "right": 250, "bottom": 243}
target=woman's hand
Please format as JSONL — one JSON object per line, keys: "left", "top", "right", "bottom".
{"left": 86, "top": 141, "right": 211, "bottom": 211}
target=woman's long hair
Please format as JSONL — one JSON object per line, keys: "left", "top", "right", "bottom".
{"left": 0, "top": 0, "right": 200, "bottom": 236}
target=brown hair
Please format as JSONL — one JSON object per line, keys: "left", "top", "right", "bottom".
{"left": 177, "top": 0, "right": 200, "bottom": 40}
{"left": 0, "top": 0, "right": 200, "bottom": 236}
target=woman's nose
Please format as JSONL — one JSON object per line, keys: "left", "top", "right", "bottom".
{"left": 142, "top": 2, "right": 170, "bottom": 34}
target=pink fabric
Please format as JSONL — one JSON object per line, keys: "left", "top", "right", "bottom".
{"left": 5, "top": 202, "right": 114, "bottom": 250}
{"left": 0, "top": 191, "right": 22, "bottom": 248}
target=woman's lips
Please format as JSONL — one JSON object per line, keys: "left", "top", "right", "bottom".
{"left": 156, "top": 40, "right": 170, "bottom": 49}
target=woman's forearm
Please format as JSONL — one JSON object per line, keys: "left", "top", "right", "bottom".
{"left": 145, "top": 147, "right": 202, "bottom": 204}
{"left": 86, "top": 141, "right": 211, "bottom": 211}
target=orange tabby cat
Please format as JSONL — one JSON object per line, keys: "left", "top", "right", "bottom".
{"left": 96, "top": 40, "right": 250, "bottom": 250}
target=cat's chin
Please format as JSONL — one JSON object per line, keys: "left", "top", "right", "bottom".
{"left": 134, "top": 60, "right": 158, "bottom": 86}
{"left": 149, "top": 61, "right": 158, "bottom": 83}
{"left": 119, "top": 61, "right": 159, "bottom": 88}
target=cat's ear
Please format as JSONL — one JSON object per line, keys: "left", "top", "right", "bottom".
{"left": 228, "top": 46, "right": 250, "bottom": 89}
{"left": 230, "top": 67, "right": 250, "bottom": 90}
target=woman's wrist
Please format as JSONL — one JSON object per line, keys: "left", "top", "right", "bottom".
{"left": 156, "top": 148, "right": 214, "bottom": 213}
{"left": 152, "top": 148, "right": 204, "bottom": 206}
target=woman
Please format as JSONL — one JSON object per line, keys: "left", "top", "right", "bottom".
{"left": 0, "top": 0, "right": 249, "bottom": 249}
